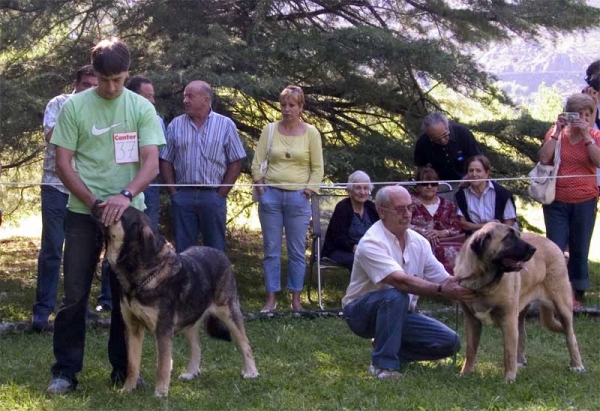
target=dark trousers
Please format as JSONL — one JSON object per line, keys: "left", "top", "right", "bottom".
{"left": 143, "top": 180, "right": 160, "bottom": 233}
{"left": 33, "top": 186, "right": 68, "bottom": 320}
{"left": 543, "top": 197, "right": 597, "bottom": 291}
{"left": 51, "top": 211, "right": 127, "bottom": 387}
{"left": 326, "top": 250, "right": 354, "bottom": 270}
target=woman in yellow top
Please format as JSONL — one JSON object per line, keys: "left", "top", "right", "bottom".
{"left": 252, "top": 86, "right": 324, "bottom": 312}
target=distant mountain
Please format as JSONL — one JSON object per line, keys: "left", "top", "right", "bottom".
{"left": 476, "top": 1, "right": 600, "bottom": 105}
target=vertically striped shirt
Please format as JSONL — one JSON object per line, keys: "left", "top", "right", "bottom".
{"left": 42, "top": 93, "right": 72, "bottom": 194}
{"left": 456, "top": 181, "right": 516, "bottom": 224}
{"left": 160, "top": 111, "right": 246, "bottom": 186}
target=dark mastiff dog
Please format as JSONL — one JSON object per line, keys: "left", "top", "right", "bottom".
{"left": 454, "top": 222, "right": 584, "bottom": 382}
{"left": 92, "top": 205, "right": 259, "bottom": 396}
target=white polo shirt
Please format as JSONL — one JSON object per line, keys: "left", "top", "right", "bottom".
{"left": 342, "top": 220, "right": 450, "bottom": 311}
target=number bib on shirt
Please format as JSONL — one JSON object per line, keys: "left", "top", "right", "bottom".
{"left": 114, "top": 132, "right": 139, "bottom": 164}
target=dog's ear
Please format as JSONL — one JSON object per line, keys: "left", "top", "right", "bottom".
{"left": 470, "top": 231, "right": 492, "bottom": 258}
{"left": 141, "top": 225, "right": 158, "bottom": 261}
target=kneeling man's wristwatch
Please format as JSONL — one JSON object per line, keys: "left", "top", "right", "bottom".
{"left": 120, "top": 189, "right": 133, "bottom": 201}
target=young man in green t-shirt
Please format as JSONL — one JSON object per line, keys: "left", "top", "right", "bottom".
{"left": 47, "top": 38, "right": 165, "bottom": 394}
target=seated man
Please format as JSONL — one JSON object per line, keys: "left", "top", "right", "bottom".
{"left": 342, "top": 185, "right": 474, "bottom": 379}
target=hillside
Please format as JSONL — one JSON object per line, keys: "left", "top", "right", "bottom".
{"left": 476, "top": 0, "right": 600, "bottom": 104}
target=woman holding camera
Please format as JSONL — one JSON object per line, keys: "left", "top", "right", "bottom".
{"left": 539, "top": 93, "right": 600, "bottom": 307}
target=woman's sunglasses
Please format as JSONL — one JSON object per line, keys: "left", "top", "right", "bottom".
{"left": 417, "top": 182, "right": 439, "bottom": 188}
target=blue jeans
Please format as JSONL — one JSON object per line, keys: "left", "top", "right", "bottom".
{"left": 33, "top": 185, "right": 68, "bottom": 321}
{"left": 543, "top": 197, "right": 597, "bottom": 291}
{"left": 171, "top": 189, "right": 226, "bottom": 252}
{"left": 51, "top": 211, "right": 127, "bottom": 387}
{"left": 143, "top": 180, "right": 160, "bottom": 232}
{"left": 343, "top": 288, "right": 460, "bottom": 371}
{"left": 258, "top": 187, "right": 311, "bottom": 293}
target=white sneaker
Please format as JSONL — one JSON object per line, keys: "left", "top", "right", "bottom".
{"left": 369, "top": 364, "right": 403, "bottom": 380}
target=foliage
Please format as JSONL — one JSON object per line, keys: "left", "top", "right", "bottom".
{"left": 2, "top": 0, "right": 600, "bottom": 190}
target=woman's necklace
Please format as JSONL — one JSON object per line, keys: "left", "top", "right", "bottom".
{"left": 279, "top": 120, "right": 304, "bottom": 158}
{"left": 280, "top": 136, "right": 295, "bottom": 159}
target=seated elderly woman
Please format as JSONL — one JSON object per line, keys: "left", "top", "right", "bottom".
{"left": 455, "top": 155, "right": 517, "bottom": 236}
{"left": 321, "top": 171, "right": 379, "bottom": 270}
{"left": 410, "top": 166, "right": 465, "bottom": 274}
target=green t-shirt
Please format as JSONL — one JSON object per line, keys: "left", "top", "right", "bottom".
{"left": 50, "top": 88, "right": 166, "bottom": 214}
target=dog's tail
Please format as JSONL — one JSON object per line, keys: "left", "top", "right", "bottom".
{"left": 204, "top": 314, "right": 232, "bottom": 342}
{"left": 539, "top": 303, "right": 565, "bottom": 333}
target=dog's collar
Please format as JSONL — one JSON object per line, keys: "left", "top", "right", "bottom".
{"left": 138, "top": 268, "right": 162, "bottom": 289}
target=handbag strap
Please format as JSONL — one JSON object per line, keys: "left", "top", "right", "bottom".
{"left": 553, "top": 129, "right": 562, "bottom": 168}
{"left": 265, "top": 122, "right": 275, "bottom": 160}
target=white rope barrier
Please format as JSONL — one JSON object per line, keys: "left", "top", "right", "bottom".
{"left": 0, "top": 173, "right": 598, "bottom": 189}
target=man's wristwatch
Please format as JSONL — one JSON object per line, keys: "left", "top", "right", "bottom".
{"left": 437, "top": 283, "right": 444, "bottom": 297}
{"left": 120, "top": 189, "right": 133, "bottom": 201}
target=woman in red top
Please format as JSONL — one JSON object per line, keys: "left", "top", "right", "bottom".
{"left": 539, "top": 93, "right": 600, "bottom": 306}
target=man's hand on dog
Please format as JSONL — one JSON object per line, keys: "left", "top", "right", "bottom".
{"left": 96, "top": 195, "right": 131, "bottom": 226}
{"left": 440, "top": 277, "right": 476, "bottom": 302}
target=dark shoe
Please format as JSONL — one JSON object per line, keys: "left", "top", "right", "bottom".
{"left": 47, "top": 377, "right": 74, "bottom": 394}
{"left": 32, "top": 319, "right": 53, "bottom": 333}
{"left": 574, "top": 289, "right": 586, "bottom": 303}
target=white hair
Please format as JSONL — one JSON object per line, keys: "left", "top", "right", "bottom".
{"left": 347, "top": 170, "right": 374, "bottom": 191}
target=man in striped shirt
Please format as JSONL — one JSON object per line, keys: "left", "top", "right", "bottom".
{"left": 160, "top": 80, "right": 246, "bottom": 252}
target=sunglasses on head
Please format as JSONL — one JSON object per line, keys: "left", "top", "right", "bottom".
{"left": 417, "top": 182, "right": 439, "bottom": 188}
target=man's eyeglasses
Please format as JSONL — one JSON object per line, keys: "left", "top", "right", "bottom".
{"left": 417, "top": 182, "right": 439, "bottom": 188}
{"left": 428, "top": 131, "right": 449, "bottom": 143}
{"left": 379, "top": 205, "right": 414, "bottom": 215}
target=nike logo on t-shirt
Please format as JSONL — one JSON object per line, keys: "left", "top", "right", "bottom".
{"left": 91, "top": 122, "right": 124, "bottom": 136}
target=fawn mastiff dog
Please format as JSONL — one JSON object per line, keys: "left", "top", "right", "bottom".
{"left": 453, "top": 222, "right": 584, "bottom": 382}
{"left": 92, "top": 205, "right": 259, "bottom": 396}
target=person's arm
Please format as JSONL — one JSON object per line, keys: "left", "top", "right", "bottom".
{"left": 43, "top": 97, "right": 62, "bottom": 143}
{"left": 539, "top": 116, "right": 567, "bottom": 165}
{"left": 218, "top": 159, "right": 242, "bottom": 197}
{"left": 583, "top": 86, "right": 599, "bottom": 128}
{"left": 56, "top": 146, "right": 96, "bottom": 208}
{"left": 97, "top": 145, "right": 159, "bottom": 226}
{"left": 442, "top": 200, "right": 463, "bottom": 236}
{"left": 380, "top": 271, "right": 474, "bottom": 301}
{"left": 413, "top": 135, "right": 429, "bottom": 167}
{"left": 459, "top": 215, "right": 484, "bottom": 232}
{"left": 328, "top": 201, "right": 355, "bottom": 252}
{"left": 305, "top": 126, "right": 324, "bottom": 196}
{"left": 160, "top": 159, "right": 177, "bottom": 196}
{"left": 574, "top": 120, "right": 600, "bottom": 167}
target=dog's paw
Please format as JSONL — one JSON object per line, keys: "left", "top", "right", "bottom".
{"left": 241, "top": 369, "right": 260, "bottom": 379}
{"left": 154, "top": 386, "right": 169, "bottom": 397}
{"left": 178, "top": 370, "right": 200, "bottom": 380}
{"left": 504, "top": 376, "right": 516, "bottom": 384}
{"left": 517, "top": 361, "right": 527, "bottom": 368}
{"left": 570, "top": 365, "right": 586, "bottom": 372}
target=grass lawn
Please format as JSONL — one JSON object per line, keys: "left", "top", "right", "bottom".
{"left": 0, "top": 228, "right": 599, "bottom": 410}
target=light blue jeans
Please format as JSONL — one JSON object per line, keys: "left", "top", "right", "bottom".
{"left": 344, "top": 288, "right": 460, "bottom": 371}
{"left": 258, "top": 187, "right": 311, "bottom": 292}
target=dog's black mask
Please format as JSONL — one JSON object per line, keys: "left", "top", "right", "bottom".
{"left": 471, "top": 227, "right": 536, "bottom": 273}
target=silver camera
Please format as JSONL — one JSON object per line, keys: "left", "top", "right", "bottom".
{"left": 564, "top": 112, "right": 580, "bottom": 123}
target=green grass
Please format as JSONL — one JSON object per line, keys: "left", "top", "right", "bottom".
{"left": 0, "top": 230, "right": 599, "bottom": 410}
